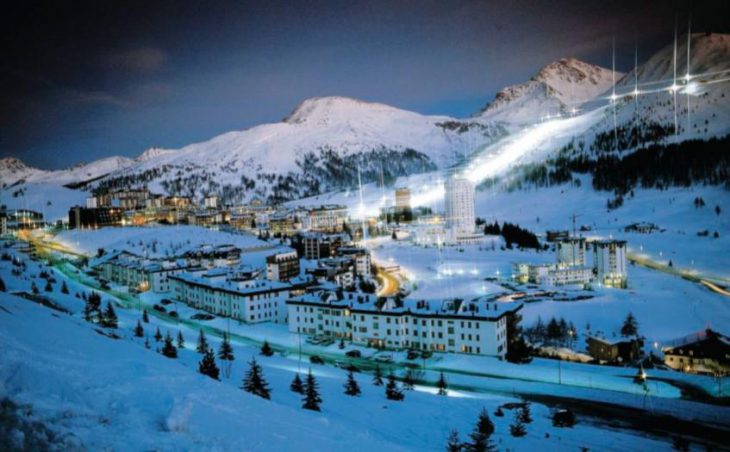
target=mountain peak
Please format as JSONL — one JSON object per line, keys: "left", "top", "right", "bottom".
{"left": 137, "top": 147, "right": 174, "bottom": 162}
{"left": 0, "top": 156, "right": 30, "bottom": 172}
{"left": 283, "top": 96, "right": 398, "bottom": 124}
{"left": 476, "top": 57, "right": 618, "bottom": 124}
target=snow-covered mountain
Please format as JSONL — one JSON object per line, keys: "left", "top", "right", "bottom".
{"left": 2, "top": 33, "right": 728, "bottom": 210}
{"left": 77, "top": 96, "right": 507, "bottom": 204}
{"left": 574, "top": 32, "right": 730, "bottom": 154}
{"left": 476, "top": 58, "right": 619, "bottom": 126}
{"left": 0, "top": 155, "right": 135, "bottom": 188}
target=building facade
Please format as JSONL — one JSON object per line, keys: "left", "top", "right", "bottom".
{"left": 170, "top": 272, "right": 295, "bottom": 324}
{"left": 287, "top": 291, "right": 520, "bottom": 357}
{"left": 592, "top": 239, "right": 628, "bottom": 288}
{"left": 556, "top": 237, "right": 586, "bottom": 267}
{"left": 266, "top": 251, "right": 301, "bottom": 282}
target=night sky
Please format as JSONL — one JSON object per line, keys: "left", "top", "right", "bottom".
{"left": 1, "top": 0, "right": 727, "bottom": 169}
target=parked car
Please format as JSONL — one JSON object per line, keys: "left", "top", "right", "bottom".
{"left": 406, "top": 350, "right": 419, "bottom": 360}
{"left": 152, "top": 304, "right": 166, "bottom": 313}
{"left": 345, "top": 350, "right": 362, "bottom": 358}
{"left": 191, "top": 313, "right": 215, "bottom": 321}
{"left": 309, "top": 355, "right": 325, "bottom": 365}
{"left": 168, "top": 311, "right": 179, "bottom": 318}
{"left": 160, "top": 299, "right": 173, "bottom": 305}
{"left": 374, "top": 354, "right": 394, "bottom": 363}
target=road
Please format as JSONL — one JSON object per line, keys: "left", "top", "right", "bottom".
{"left": 628, "top": 253, "right": 730, "bottom": 297}
{"left": 375, "top": 265, "right": 400, "bottom": 296}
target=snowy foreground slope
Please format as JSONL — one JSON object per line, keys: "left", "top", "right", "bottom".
{"left": 5, "top": 240, "right": 730, "bottom": 450}
{"left": 2, "top": 280, "right": 689, "bottom": 450}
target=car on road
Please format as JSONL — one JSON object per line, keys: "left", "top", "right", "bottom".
{"left": 345, "top": 350, "right": 362, "bottom": 358}
{"left": 406, "top": 350, "right": 419, "bottom": 360}
{"left": 374, "top": 354, "right": 394, "bottom": 363}
{"left": 309, "top": 355, "right": 325, "bottom": 365}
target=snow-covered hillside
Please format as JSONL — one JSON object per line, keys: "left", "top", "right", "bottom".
{"left": 2, "top": 34, "right": 728, "bottom": 211}
{"left": 476, "top": 58, "right": 619, "bottom": 126}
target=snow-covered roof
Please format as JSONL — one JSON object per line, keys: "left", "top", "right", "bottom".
{"left": 288, "top": 289, "right": 521, "bottom": 321}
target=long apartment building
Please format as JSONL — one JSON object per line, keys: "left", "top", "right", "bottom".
{"left": 169, "top": 271, "right": 301, "bottom": 324}
{"left": 92, "top": 251, "right": 190, "bottom": 293}
{"left": 287, "top": 290, "right": 521, "bottom": 357}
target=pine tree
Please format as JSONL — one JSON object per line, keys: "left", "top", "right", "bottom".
{"left": 467, "top": 408, "right": 496, "bottom": 451}
{"left": 339, "top": 338, "right": 346, "bottom": 349}
{"left": 60, "top": 281, "right": 69, "bottom": 294}
{"left": 260, "top": 340, "right": 274, "bottom": 357}
{"left": 196, "top": 329, "right": 208, "bottom": 353}
{"left": 134, "top": 320, "right": 144, "bottom": 337}
{"left": 621, "top": 312, "right": 639, "bottom": 337}
{"left": 0, "top": 277, "right": 5, "bottom": 292}
{"left": 373, "top": 365, "right": 384, "bottom": 386}
{"left": 218, "top": 333, "right": 235, "bottom": 378}
{"left": 519, "top": 404, "right": 532, "bottom": 424}
{"left": 446, "top": 429, "right": 462, "bottom": 452}
{"left": 144, "top": 336, "right": 150, "bottom": 349}
{"left": 162, "top": 332, "right": 178, "bottom": 358}
{"left": 176, "top": 330, "right": 185, "bottom": 348}
{"left": 344, "top": 370, "right": 361, "bottom": 396}
{"left": 198, "top": 347, "right": 220, "bottom": 380}
{"left": 290, "top": 373, "right": 305, "bottom": 394}
{"left": 31, "top": 282, "right": 39, "bottom": 295}
{"left": 385, "top": 373, "right": 404, "bottom": 401}
{"left": 154, "top": 327, "right": 163, "bottom": 342}
{"left": 509, "top": 410, "right": 527, "bottom": 437}
{"left": 44, "top": 279, "right": 53, "bottom": 292}
{"left": 102, "top": 302, "right": 118, "bottom": 328}
{"left": 303, "top": 369, "right": 322, "bottom": 411}
{"left": 402, "top": 369, "right": 415, "bottom": 390}
{"left": 437, "top": 371, "right": 448, "bottom": 396}
{"left": 86, "top": 292, "right": 101, "bottom": 323}
{"left": 142, "top": 309, "right": 149, "bottom": 323}
{"left": 242, "top": 358, "right": 271, "bottom": 399}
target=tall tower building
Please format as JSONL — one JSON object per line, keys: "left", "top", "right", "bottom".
{"left": 394, "top": 187, "right": 411, "bottom": 211}
{"left": 592, "top": 239, "right": 628, "bottom": 288}
{"left": 444, "top": 177, "right": 475, "bottom": 237}
{"left": 556, "top": 237, "right": 586, "bottom": 267}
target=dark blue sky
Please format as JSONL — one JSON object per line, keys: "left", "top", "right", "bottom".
{"left": 1, "top": 0, "right": 725, "bottom": 169}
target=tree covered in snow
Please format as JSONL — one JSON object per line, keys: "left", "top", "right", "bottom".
{"left": 468, "top": 408, "right": 496, "bottom": 451}
{"left": 446, "top": 429, "right": 462, "bottom": 452}
{"left": 134, "top": 320, "right": 144, "bottom": 338}
{"left": 142, "top": 309, "right": 149, "bottom": 323}
{"left": 176, "top": 330, "right": 185, "bottom": 348}
{"left": 0, "top": 277, "right": 5, "bottom": 292}
{"left": 218, "top": 333, "right": 235, "bottom": 378}
{"left": 154, "top": 327, "right": 162, "bottom": 342}
{"left": 196, "top": 329, "right": 208, "bottom": 353}
{"left": 621, "top": 312, "right": 639, "bottom": 337}
{"left": 242, "top": 358, "right": 270, "bottom": 400}
{"left": 402, "top": 369, "right": 415, "bottom": 390}
{"left": 60, "top": 281, "right": 69, "bottom": 294}
{"left": 509, "top": 410, "right": 527, "bottom": 437}
{"left": 198, "top": 347, "right": 220, "bottom": 380}
{"left": 260, "top": 340, "right": 274, "bottom": 357}
{"left": 437, "top": 371, "right": 448, "bottom": 396}
{"left": 372, "top": 365, "right": 384, "bottom": 386}
{"left": 162, "top": 332, "right": 178, "bottom": 358}
{"left": 385, "top": 374, "right": 404, "bottom": 401}
{"left": 343, "top": 370, "right": 361, "bottom": 396}
{"left": 303, "top": 369, "right": 322, "bottom": 411}
{"left": 102, "top": 302, "right": 118, "bottom": 329}
{"left": 290, "top": 373, "right": 304, "bottom": 394}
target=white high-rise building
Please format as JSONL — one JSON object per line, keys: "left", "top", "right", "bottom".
{"left": 592, "top": 239, "right": 628, "bottom": 288}
{"left": 556, "top": 237, "right": 586, "bottom": 267}
{"left": 444, "top": 177, "right": 482, "bottom": 244}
